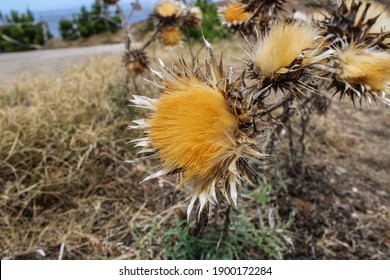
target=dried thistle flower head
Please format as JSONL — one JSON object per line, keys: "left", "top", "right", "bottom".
{"left": 182, "top": 6, "right": 203, "bottom": 29}
{"left": 125, "top": 49, "right": 148, "bottom": 75}
{"left": 219, "top": 2, "right": 252, "bottom": 27}
{"left": 331, "top": 44, "right": 390, "bottom": 105}
{"left": 129, "top": 40, "right": 267, "bottom": 218}
{"left": 352, "top": 0, "right": 390, "bottom": 33}
{"left": 156, "top": 0, "right": 182, "bottom": 18}
{"left": 161, "top": 26, "right": 182, "bottom": 47}
{"left": 253, "top": 21, "right": 320, "bottom": 78}
{"left": 248, "top": 21, "right": 330, "bottom": 96}
{"left": 323, "top": 0, "right": 390, "bottom": 47}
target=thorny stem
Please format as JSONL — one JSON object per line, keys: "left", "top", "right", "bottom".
{"left": 257, "top": 93, "right": 294, "bottom": 117}
{"left": 216, "top": 206, "right": 231, "bottom": 250}
{"left": 266, "top": 94, "right": 295, "bottom": 154}
{"left": 141, "top": 24, "right": 163, "bottom": 51}
{"left": 194, "top": 44, "right": 205, "bottom": 61}
{"left": 116, "top": 2, "right": 135, "bottom": 94}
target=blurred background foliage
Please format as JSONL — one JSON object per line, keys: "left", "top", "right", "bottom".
{"left": 0, "top": 9, "right": 52, "bottom": 52}
{"left": 59, "top": 0, "right": 121, "bottom": 41}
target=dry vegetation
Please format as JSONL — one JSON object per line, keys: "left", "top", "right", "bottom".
{"left": 0, "top": 39, "right": 389, "bottom": 259}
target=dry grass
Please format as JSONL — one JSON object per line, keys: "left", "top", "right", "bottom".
{"left": 0, "top": 55, "right": 150, "bottom": 259}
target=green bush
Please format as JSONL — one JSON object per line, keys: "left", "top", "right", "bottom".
{"left": 59, "top": 0, "right": 121, "bottom": 41}
{"left": 0, "top": 10, "right": 51, "bottom": 52}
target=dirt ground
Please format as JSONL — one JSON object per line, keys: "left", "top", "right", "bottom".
{"left": 275, "top": 102, "right": 390, "bottom": 259}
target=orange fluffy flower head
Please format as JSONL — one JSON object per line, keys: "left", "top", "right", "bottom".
{"left": 129, "top": 40, "right": 267, "bottom": 219}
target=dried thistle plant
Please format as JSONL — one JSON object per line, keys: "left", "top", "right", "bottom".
{"left": 218, "top": 2, "right": 252, "bottom": 30}
{"left": 129, "top": 39, "right": 268, "bottom": 219}
{"left": 182, "top": 6, "right": 203, "bottom": 29}
{"left": 245, "top": 20, "right": 332, "bottom": 97}
{"left": 153, "top": 0, "right": 184, "bottom": 26}
{"left": 219, "top": 0, "right": 287, "bottom": 35}
{"left": 329, "top": 43, "right": 390, "bottom": 105}
{"left": 128, "top": 0, "right": 390, "bottom": 221}
{"left": 161, "top": 26, "right": 183, "bottom": 47}
{"left": 124, "top": 49, "right": 149, "bottom": 75}
{"left": 320, "top": 0, "right": 390, "bottom": 105}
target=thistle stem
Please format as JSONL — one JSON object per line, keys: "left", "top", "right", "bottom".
{"left": 142, "top": 24, "right": 163, "bottom": 51}
{"left": 257, "top": 93, "right": 294, "bottom": 117}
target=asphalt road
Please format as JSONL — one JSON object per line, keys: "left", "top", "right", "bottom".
{"left": 0, "top": 44, "right": 124, "bottom": 88}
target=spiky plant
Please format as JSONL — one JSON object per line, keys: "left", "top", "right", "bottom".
{"left": 246, "top": 20, "right": 331, "bottom": 97}
{"left": 328, "top": 43, "right": 390, "bottom": 105}
{"left": 154, "top": 0, "right": 184, "bottom": 26}
{"left": 129, "top": 40, "right": 268, "bottom": 218}
{"left": 218, "top": 1, "right": 252, "bottom": 30}
{"left": 321, "top": 0, "right": 390, "bottom": 48}
{"left": 219, "top": 0, "right": 287, "bottom": 35}
{"left": 161, "top": 26, "right": 182, "bottom": 47}
{"left": 124, "top": 49, "right": 149, "bottom": 75}
{"left": 243, "top": 0, "right": 287, "bottom": 32}
{"left": 318, "top": 1, "right": 390, "bottom": 105}
{"left": 182, "top": 6, "right": 203, "bottom": 29}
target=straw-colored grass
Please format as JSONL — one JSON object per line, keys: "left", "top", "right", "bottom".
{"left": 0, "top": 56, "right": 154, "bottom": 259}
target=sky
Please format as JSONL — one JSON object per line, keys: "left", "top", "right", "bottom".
{"left": 0, "top": 0, "right": 156, "bottom": 12}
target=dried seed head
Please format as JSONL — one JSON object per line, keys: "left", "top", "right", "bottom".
{"left": 156, "top": 0, "right": 182, "bottom": 18}
{"left": 253, "top": 21, "right": 322, "bottom": 79}
{"left": 129, "top": 40, "right": 267, "bottom": 219}
{"left": 331, "top": 44, "right": 390, "bottom": 105}
{"left": 182, "top": 6, "right": 203, "bottom": 29}
{"left": 161, "top": 26, "right": 182, "bottom": 47}
{"left": 322, "top": 0, "right": 390, "bottom": 48}
{"left": 125, "top": 49, "right": 149, "bottom": 75}
{"left": 219, "top": 2, "right": 252, "bottom": 27}
{"left": 149, "top": 78, "right": 238, "bottom": 180}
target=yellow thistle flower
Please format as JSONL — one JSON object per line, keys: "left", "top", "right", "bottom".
{"left": 156, "top": 0, "right": 182, "bottom": 18}
{"left": 219, "top": 2, "right": 252, "bottom": 26}
{"left": 129, "top": 41, "right": 267, "bottom": 218}
{"left": 252, "top": 21, "right": 323, "bottom": 79}
{"left": 161, "top": 26, "right": 182, "bottom": 47}
{"left": 332, "top": 44, "right": 390, "bottom": 105}
{"left": 149, "top": 78, "right": 238, "bottom": 180}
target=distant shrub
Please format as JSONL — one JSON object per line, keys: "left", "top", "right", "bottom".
{"left": 0, "top": 10, "right": 52, "bottom": 52}
{"left": 59, "top": 0, "right": 120, "bottom": 41}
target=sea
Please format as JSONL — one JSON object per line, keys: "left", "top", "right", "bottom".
{"left": 32, "top": 3, "right": 154, "bottom": 38}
